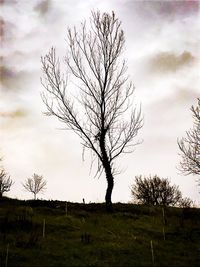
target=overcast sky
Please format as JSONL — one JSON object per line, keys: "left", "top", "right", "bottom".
{"left": 0, "top": 0, "right": 199, "bottom": 204}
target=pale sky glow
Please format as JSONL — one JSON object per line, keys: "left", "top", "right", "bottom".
{"left": 0, "top": 0, "right": 200, "bottom": 204}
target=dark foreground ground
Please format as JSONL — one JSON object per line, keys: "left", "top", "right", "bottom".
{"left": 0, "top": 198, "right": 200, "bottom": 267}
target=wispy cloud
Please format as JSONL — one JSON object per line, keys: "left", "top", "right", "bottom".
{"left": 127, "top": 0, "right": 199, "bottom": 19}
{"left": 0, "top": 109, "right": 27, "bottom": 118}
{"left": 0, "top": 18, "right": 4, "bottom": 41}
{"left": 0, "top": 64, "right": 28, "bottom": 90}
{"left": 147, "top": 51, "right": 195, "bottom": 73}
{"left": 34, "top": 0, "right": 51, "bottom": 16}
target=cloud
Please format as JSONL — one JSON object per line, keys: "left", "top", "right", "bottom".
{"left": 144, "top": 87, "right": 199, "bottom": 140}
{"left": 0, "top": 109, "right": 27, "bottom": 118}
{"left": 173, "top": 88, "right": 199, "bottom": 105}
{"left": 156, "top": 1, "right": 199, "bottom": 17}
{"left": 0, "top": 0, "right": 17, "bottom": 4}
{"left": 34, "top": 0, "right": 51, "bottom": 16}
{"left": 0, "top": 18, "right": 5, "bottom": 40}
{"left": 147, "top": 51, "right": 195, "bottom": 73}
{"left": 126, "top": 1, "right": 199, "bottom": 21}
{"left": 149, "top": 88, "right": 199, "bottom": 114}
{"left": 0, "top": 65, "right": 29, "bottom": 90}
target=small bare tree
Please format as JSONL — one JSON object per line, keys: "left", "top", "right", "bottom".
{"left": 41, "top": 11, "right": 143, "bottom": 211}
{"left": 0, "top": 169, "right": 13, "bottom": 198}
{"left": 23, "top": 174, "right": 47, "bottom": 200}
{"left": 131, "top": 175, "right": 183, "bottom": 206}
{"left": 178, "top": 98, "right": 200, "bottom": 186}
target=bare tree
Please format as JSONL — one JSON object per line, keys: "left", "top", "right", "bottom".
{"left": 23, "top": 173, "right": 47, "bottom": 200}
{"left": 131, "top": 175, "right": 183, "bottom": 206}
{"left": 41, "top": 11, "right": 143, "bottom": 211}
{"left": 178, "top": 98, "right": 200, "bottom": 186}
{"left": 0, "top": 169, "right": 13, "bottom": 198}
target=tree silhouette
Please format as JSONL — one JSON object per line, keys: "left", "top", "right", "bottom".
{"left": 178, "top": 98, "right": 200, "bottom": 186}
{"left": 0, "top": 169, "right": 13, "bottom": 198}
{"left": 41, "top": 11, "right": 143, "bottom": 211}
{"left": 23, "top": 174, "right": 47, "bottom": 200}
{"left": 131, "top": 175, "right": 183, "bottom": 206}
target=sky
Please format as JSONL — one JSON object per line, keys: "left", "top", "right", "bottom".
{"left": 0, "top": 0, "right": 200, "bottom": 204}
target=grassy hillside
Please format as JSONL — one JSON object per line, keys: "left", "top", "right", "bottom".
{"left": 0, "top": 198, "right": 199, "bottom": 267}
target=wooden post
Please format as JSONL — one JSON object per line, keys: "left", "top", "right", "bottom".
{"left": 5, "top": 244, "right": 9, "bottom": 267}
{"left": 150, "top": 240, "right": 154, "bottom": 265}
{"left": 43, "top": 219, "right": 46, "bottom": 238}
{"left": 163, "top": 226, "right": 166, "bottom": 241}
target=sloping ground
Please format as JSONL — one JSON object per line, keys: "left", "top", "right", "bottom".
{"left": 0, "top": 198, "right": 199, "bottom": 267}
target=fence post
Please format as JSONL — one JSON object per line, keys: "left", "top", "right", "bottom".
{"left": 43, "top": 219, "right": 46, "bottom": 238}
{"left": 150, "top": 240, "right": 154, "bottom": 265}
{"left": 163, "top": 226, "right": 166, "bottom": 241}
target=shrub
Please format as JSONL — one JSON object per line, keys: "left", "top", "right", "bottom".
{"left": 131, "top": 175, "right": 182, "bottom": 206}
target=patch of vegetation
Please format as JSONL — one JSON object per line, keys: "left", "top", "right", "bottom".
{"left": 0, "top": 197, "right": 199, "bottom": 267}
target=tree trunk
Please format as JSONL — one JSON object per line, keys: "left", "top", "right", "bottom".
{"left": 105, "top": 168, "right": 114, "bottom": 212}
{"left": 100, "top": 130, "right": 114, "bottom": 212}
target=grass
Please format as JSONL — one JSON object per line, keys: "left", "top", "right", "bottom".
{"left": 0, "top": 197, "right": 199, "bottom": 267}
